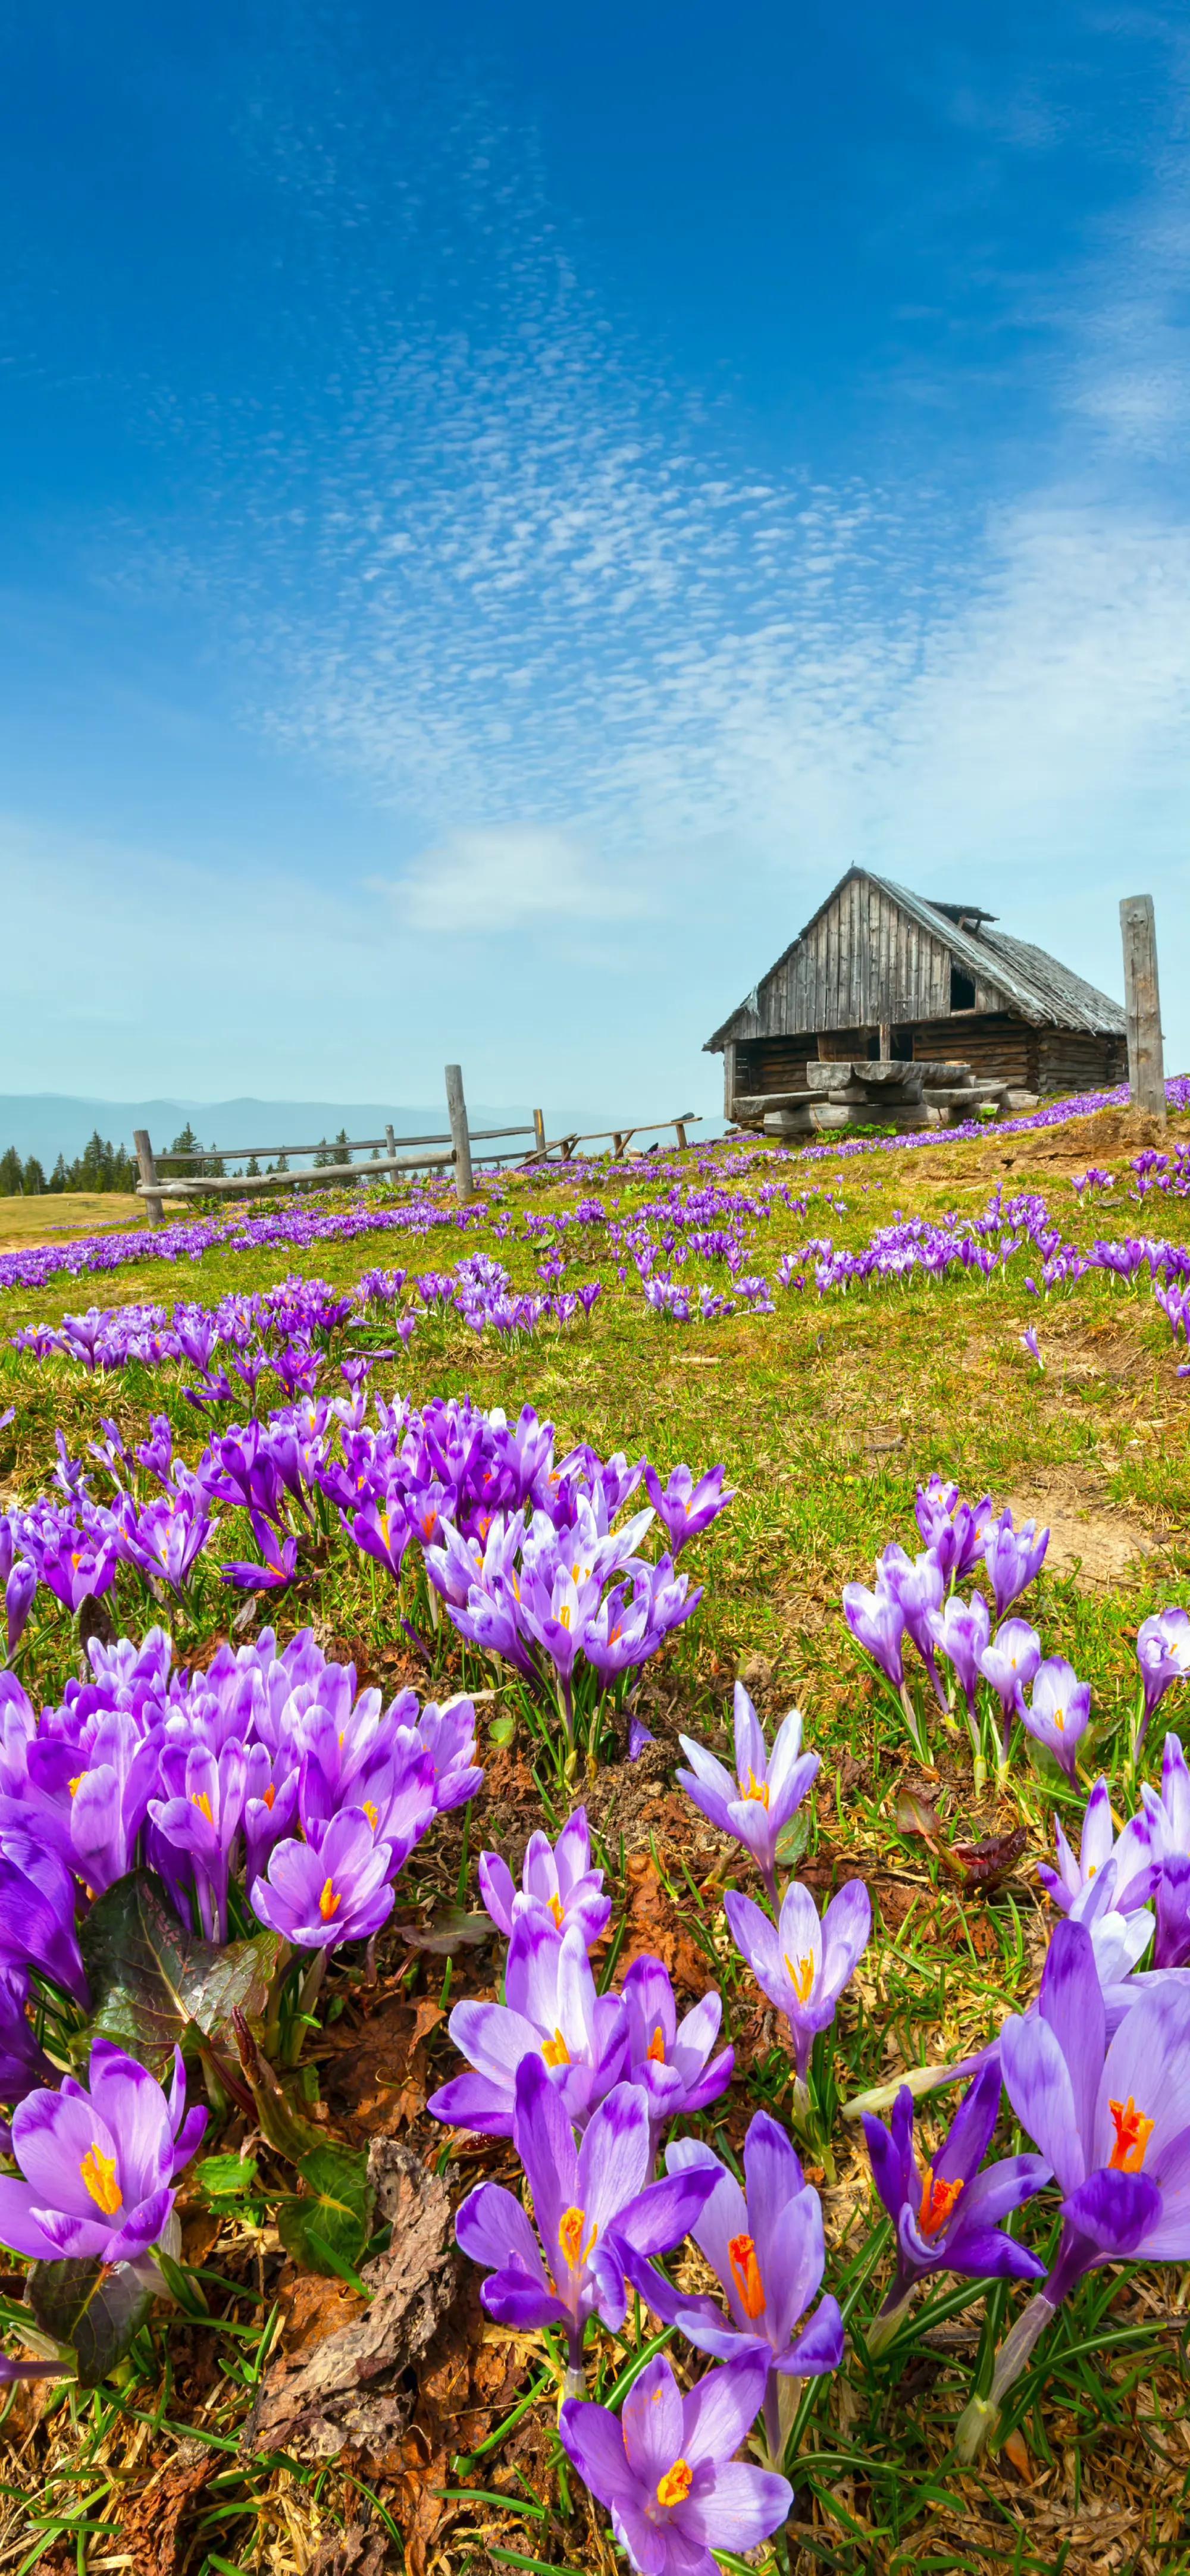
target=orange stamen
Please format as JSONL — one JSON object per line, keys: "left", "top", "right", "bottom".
{"left": 728, "top": 2230, "right": 766, "bottom": 2319}
{"left": 741, "top": 1768, "right": 770, "bottom": 1808}
{"left": 783, "top": 1950, "right": 815, "bottom": 2004}
{"left": 548, "top": 1893, "right": 565, "bottom": 1927}
{"left": 318, "top": 1878, "right": 341, "bottom": 1921}
{"left": 80, "top": 2143, "right": 123, "bottom": 2215}
{"left": 541, "top": 2028, "right": 571, "bottom": 2067}
{"left": 647, "top": 2026, "right": 666, "bottom": 2063}
{"left": 919, "top": 2166, "right": 964, "bottom": 2239}
{"left": 558, "top": 2205, "right": 597, "bottom": 2267}
{"left": 656, "top": 2459, "right": 693, "bottom": 2509}
{"left": 192, "top": 1790, "right": 214, "bottom": 1823}
{"left": 1108, "top": 2095, "right": 1155, "bottom": 2174}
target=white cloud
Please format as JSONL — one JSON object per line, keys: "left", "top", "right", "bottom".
{"left": 387, "top": 825, "right": 646, "bottom": 932}
{"left": 105, "top": 25, "right": 1190, "bottom": 1070}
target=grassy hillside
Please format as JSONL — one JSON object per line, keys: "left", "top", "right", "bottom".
{"left": 0, "top": 1101, "right": 1186, "bottom": 2576}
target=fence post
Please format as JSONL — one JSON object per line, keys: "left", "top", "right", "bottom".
{"left": 533, "top": 1108, "right": 546, "bottom": 1155}
{"left": 675, "top": 1120, "right": 688, "bottom": 1151}
{"left": 133, "top": 1129, "right": 164, "bottom": 1227}
{"left": 384, "top": 1123, "right": 397, "bottom": 1188}
{"left": 444, "top": 1065, "right": 475, "bottom": 1201}
{"left": 1119, "top": 895, "right": 1166, "bottom": 1121}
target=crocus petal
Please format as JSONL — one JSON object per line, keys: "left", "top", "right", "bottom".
{"left": 1061, "top": 2168, "right": 1162, "bottom": 2256}
{"left": 942, "top": 2226, "right": 1048, "bottom": 2283}
{"left": 621, "top": 2351, "right": 684, "bottom": 2484}
{"left": 681, "top": 2348, "right": 771, "bottom": 2465}
{"left": 480, "top": 2272, "right": 573, "bottom": 2333}
{"left": 742, "top": 2108, "right": 804, "bottom": 2252}
{"left": 559, "top": 2397, "right": 632, "bottom": 2513}
{"left": 0, "top": 2176, "right": 66, "bottom": 2260}
{"left": 477, "top": 1851, "right": 516, "bottom": 1936}
{"left": 679, "top": 2459, "right": 795, "bottom": 2550}
{"left": 1038, "top": 1918, "right": 1104, "bottom": 2159}
{"left": 725, "top": 1887, "right": 792, "bottom": 2014}
{"left": 932, "top": 2060, "right": 1002, "bottom": 2190}
{"left": 456, "top": 2180, "right": 547, "bottom": 2282}
{"left": 778, "top": 2294, "right": 846, "bottom": 2376}
{"left": 1000, "top": 2011, "right": 1086, "bottom": 2195}
{"left": 512, "top": 2054, "right": 578, "bottom": 2267}
{"left": 578, "top": 2082, "right": 652, "bottom": 2243}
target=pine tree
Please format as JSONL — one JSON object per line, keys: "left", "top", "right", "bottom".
{"left": 334, "top": 1127, "right": 351, "bottom": 1165}
{"left": 245, "top": 1154, "right": 261, "bottom": 1179}
{"left": 48, "top": 1154, "right": 68, "bottom": 1195}
{"left": 313, "top": 1136, "right": 333, "bottom": 1169}
{"left": 0, "top": 1148, "right": 23, "bottom": 1196}
{"left": 22, "top": 1157, "right": 46, "bottom": 1195}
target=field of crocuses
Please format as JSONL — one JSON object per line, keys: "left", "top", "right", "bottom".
{"left": 0, "top": 1085, "right": 1188, "bottom": 2576}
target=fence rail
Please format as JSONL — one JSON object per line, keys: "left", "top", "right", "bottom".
{"left": 131, "top": 1079, "right": 699, "bottom": 1224}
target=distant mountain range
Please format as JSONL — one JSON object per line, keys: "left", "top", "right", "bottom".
{"left": 0, "top": 1094, "right": 715, "bottom": 1167}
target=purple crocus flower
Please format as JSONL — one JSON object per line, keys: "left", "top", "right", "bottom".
{"left": 1020, "top": 1326, "right": 1042, "bottom": 1369}
{"left": 478, "top": 1807, "right": 612, "bottom": 1950}
{"left": 250, "top": 1807, "right": 397, "bottom": 1949}
{"left": 1135, "top": 1609, "right": 1190, "bottom": 1756}
{"left": 1020, "top": 1656, "right": 1091, "bottom": 1781}
{"left": 913, "top": 1478, "right": 989, "bottom": 1584}
{"left": 1036, "top": 1777, "right": 1155, "bottom": 1922}
{"left": 642, "top": 1463, "right": 736, "bottom": 1557}
{"left": 960, "top": 1918, "right": 1190, "bottom": 2459}
{"left": 928, "top": 1592, "right": 991, "bottom": 1772}
{"left": 1139, "top": 1733, "right": 1190, "bottom": 1969}
{"left": 0, "top": 2037, "right": 206, "bottom": 2265}
{"left": 456, "top": 2054, "right": 719, "bottom": 2389}
{"left": 149, "top": 1739, "right": 249, "bottom": 1942}
{"left": 982, "top": 1509, "right": 1049, "bottom": 1618}
{"left": 877, "top": 1546, "right": 948, "bottom": 1716}
{"left": 559, "top": 2349, "right": 791, "bottom": 2576}
{"left": 621, "top": 1955, "right": 733, "bottom": 2146}
{"left": 5, "top": 1562, "right": 36, "bottom": 1659}
{"left": 677, "top": 1687, "right": 819, "bottom": 1906}
{"left": 412, "top": 1694, "right": 484, "bottom": 1813}
{"left": 428, "top": 1914, "right": 629, "bottom": 2137}
{"left": 860, "top": 2063, "right": 1050, "bottom": 2352}
{"left": 725, "top": 1877, "right": 871, "bottom": 2088}
{"left": 623, "top": 2110, "right": 843, "bottom": 2467}
{"left": 841, "top": 1577, "right": 906, "bottom": 1685}
{"left": 0, "top": 1835, "right": 89, "bottom": 2006}
{"left": 220, "top": 1515, "right": 299, "bottom": 1593}
{"left": 977, "top": 1617, "right": 1041, "bottom": 1772}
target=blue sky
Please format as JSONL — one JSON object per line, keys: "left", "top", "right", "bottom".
{"left": 2, "top": 0, "right": 1188, "bottom": 1115}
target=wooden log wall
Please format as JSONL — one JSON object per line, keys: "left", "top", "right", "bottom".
{"left": 910, "top": 1014, "right": 1035, "bottom": 1087}
{"left": 1035, "top": 1030, "right": 1128, "bottom": 1095}
{"left": 734, "top": 876, "right": 1007, "bottom": 1038}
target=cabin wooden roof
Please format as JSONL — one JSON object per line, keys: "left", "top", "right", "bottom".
{"left": 704, "top": 869, "right": 1126, "bottom": 1051}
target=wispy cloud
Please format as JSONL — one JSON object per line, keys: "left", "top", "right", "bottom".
{"left": 113, "top": 17, "right": 1190, "bottom": 1060}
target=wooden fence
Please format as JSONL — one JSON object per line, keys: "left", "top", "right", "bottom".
{"left": 132, "top": 1071, "right": 699, "bottom": 1224}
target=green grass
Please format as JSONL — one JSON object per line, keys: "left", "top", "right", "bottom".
{"left": 0, "top": 1107, "right": 1188, "bottom": 2573}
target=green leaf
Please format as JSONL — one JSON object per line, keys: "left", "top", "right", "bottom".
{"left": 194, "top": 2152, "right": 261, "bottom": 2205}
{"left": 27, "top": 2257, "right": 154, "bottom": 2389}
{"left": 275, "top": 2141, "right": 373, "bottom": 2277}
{"left": 79, "top": 1869, "right": 283, "bottom": 2078}
{"left": 775, "top": 1812, "right": 809, "bottom": 1868}
{"left": 488, "top": 1715, "right": 515, "bottom": 1747}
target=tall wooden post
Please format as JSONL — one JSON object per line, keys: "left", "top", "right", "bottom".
{"left": 533, "top": 1107, "right": 546, "bottom": 1155}
{"left": 384, "top": 1123, "right": 396, "bottom": 1187}
{"left": 133, "top": 1129, "right": 164, "bottom": 1227}
{"left": 445, "top": 1065, "right": 475, "bottom": 1201}
{"left": 878, "top": 1023, "right": 892, "bottom": 1061}
{"left": 1119, "top": 896, "right": 1166, "bottom": 1121}
{"left": 722, "top": 1042, "right": 738, "bottom": 1124}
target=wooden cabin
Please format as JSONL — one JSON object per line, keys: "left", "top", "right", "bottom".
{"left": 704, "top": 869, "right": 1128, "bottom": 1121}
